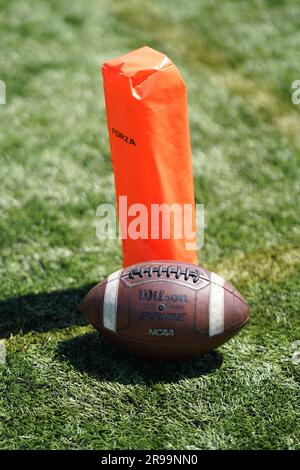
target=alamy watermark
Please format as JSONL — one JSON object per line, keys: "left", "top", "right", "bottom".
{"left": 291, "top": 80, "right": 300, "bottom": 104}
{"left": 0, "top": 80, "right": 6, "bottom": 104}
{"left": 95, "top": 196, "right": 204, "bottom": 250}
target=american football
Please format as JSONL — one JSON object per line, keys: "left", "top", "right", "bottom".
{"left": 83, "top": 261, "right": 249, "bottom": 360}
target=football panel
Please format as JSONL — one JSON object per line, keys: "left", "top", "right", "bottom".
{"left": 118, "top": 280, "right": 198, "bottom": 343}
{"left": 195, "top": 284, "right": 210, "bottom": 335}
{"left": 116, "top": 279, "right": 130, "bottom": 331}
{"left": 224, "top": 287, "right": 235, "bottom": 331}
{"left": 84, "top": 284, "right": 104, "bottom": 328}
{"left": 232, "top": 294, "right": 249, "bottom": 328}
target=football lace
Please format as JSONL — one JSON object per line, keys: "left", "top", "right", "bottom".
{"left": 128, "top": 266, "right": 202, "bottom": 283}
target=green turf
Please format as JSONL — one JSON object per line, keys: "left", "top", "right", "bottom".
{"left": 0, "top": 0, "right": 299, "bottom": 450}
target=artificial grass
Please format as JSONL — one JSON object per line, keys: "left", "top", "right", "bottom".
{"left": 0, "top": 0, "right": 299, "bottom": 449}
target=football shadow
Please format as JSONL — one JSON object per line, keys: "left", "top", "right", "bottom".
{"left": 0, "top": 284, "right": 93, "bottom": 338}
{"left": 0, "top": 285, "right": 223, "bottom": 383}
{"left": 57, "top": 332, "right": 223, "bottom": 384}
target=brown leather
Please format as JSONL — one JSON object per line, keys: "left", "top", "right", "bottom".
{"left": 84, "top": 261, "right": 249, "bottom": 360}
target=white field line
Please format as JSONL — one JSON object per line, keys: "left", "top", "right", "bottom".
{"left": 0, "top": 340, "right": 6, "bottom": 365}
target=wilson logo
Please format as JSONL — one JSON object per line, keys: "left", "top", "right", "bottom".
{"left": 139, "top": 289, "right": 188, "bottom": 303}
{"left": 112, "top": 128, "right": 136, "bottom": 146}
{"left": 148, "top": 328, "right": 175, "bottom": 337}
